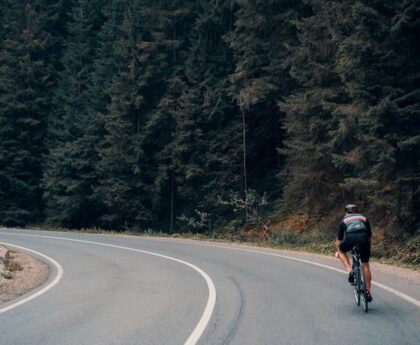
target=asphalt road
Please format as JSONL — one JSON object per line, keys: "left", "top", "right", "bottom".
{"left": 0, "top": 229, "right": 419, "bottom": 345}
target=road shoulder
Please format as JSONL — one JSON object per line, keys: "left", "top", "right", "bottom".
{"left": 0, "top": 245, "right": 49, "bottom": 305}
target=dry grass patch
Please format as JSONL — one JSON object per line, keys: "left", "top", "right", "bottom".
{"left": 1, "top": 251, "right": 23, "bottom": 279}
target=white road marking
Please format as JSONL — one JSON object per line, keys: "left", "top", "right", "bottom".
{"left": 217, "top": 246, "right": 420, "bottom": 308}
{"left": 0, "top": 243, "right": 64, "bottom": 315}
{"left": 0, "top": 233, "right": 216, "bottom": 345}
{"left": 2, "top": 229, "right": 420, "bottom": 345}
{"left": 371, "top": 281, "right": 420, "bottom": 308}
{"left": 146, "top": 237, "right": 420, "bottom": 309}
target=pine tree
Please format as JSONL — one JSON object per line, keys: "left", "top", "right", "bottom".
{"left": 279, "top": 0, "right": 345, "bottom": 215}
{"left": 282, "top": 0, "right": 419, "bottom": 235}
{"left": 91, "top": 0, "right": 127, "bottom": 114}
{"left": 329, "top": 0, "right": 400, "bottom": 221}
{"left": 43, "top": 0, "right": 105, "bottom": 228}
{"left": 227, "top": 0, "right": 300, "bottom": 218}
{"left": 0, "top": 1, "right": 60, "bottom": 225}
{"left": 95, "top": 0, "right": 161, "bottom": 229}
{"left": 168, "top": 0, "right": 241, "bottom": 232}
{"left": 341, "top": 0, "right": 420, "bottom": 232}
{"left": 389, "top": 0, "right": 420, "bottom": 233}
{"left": 326, "top": 0, "right": 419, "bottom": 233}
{"left": 137, "top": 0, "right": 197, "bottom": 231}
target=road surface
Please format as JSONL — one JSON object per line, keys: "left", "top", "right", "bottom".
{"left": 0, "top": 229, "right": 419, "bottom": 345}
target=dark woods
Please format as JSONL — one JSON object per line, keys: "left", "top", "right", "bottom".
{"left": 0, "top": 0, "right": 419, "bottom": 238}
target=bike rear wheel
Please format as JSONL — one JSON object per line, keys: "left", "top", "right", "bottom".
{"left": 353, "top": 269, "right": 361, "bottom": 306}
{"left": 360, "top": 269, "right": 369, "bottom": 312}
{"left": 353, "top": 286, "right": 360, "bottom": 306}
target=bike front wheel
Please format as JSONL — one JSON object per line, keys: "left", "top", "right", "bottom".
{"left": 353, "top": 271, "right": 361, "bottom": 306}
{"left": 360, "top": 271, "right": 368, "bottom": 312}
{"left": 354, "top": 285, "right": 360, "bottom": 306}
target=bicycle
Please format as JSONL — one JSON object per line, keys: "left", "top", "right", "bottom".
{"left": 351, "top": 244, "right": 369, "bottom": 312}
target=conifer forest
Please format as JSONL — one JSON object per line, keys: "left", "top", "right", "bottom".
{"left": 0, "top": 0, "right": 419, "bottom": 255}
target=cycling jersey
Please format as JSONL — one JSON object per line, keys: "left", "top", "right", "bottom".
{"left": 337, "top": 213, "right": 372, "bottom": 241}
{"left": 337, "top": 213, "right": 372, "bottom": 263}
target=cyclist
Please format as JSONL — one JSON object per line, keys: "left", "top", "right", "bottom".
{"left": 336, "top": 204, "right": 373, "bottom": 302}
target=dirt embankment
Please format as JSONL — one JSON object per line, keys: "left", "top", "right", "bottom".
{"left": 0, "top": 245, "right": 49, "bottom": 305}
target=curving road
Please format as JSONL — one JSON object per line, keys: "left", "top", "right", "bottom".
{"left": 0, "top": 229, "right": 419, "bottom": 345}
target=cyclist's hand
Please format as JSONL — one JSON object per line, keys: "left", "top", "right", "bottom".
{"left": 335, "top": 251, "right": 340, "bottom": 258}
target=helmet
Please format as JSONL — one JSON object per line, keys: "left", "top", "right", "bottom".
{"left": 345, "top": 204, "right": 358, "bottom": 213}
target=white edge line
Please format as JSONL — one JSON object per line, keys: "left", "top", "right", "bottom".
{"left": 371, "top": 281, "right": 420, "bottom": 308}
{"left": 0, "top": 242, "right": 64, "bottom": 315}
{"left": 230, "top": 247, "right": 420, "bottom": 308}
{"left": 3, "top": 232, "right": 420, "bottom": 328}
{"left": 0, "top": 233, "right": 216, "bottom": 345}
{"left": 145, "top": 238, "right": 420, "bottom": 309}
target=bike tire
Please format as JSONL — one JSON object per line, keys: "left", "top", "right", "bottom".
{"left": 353, "top": 270, "right": 361, "bottom": 306}
{"left": 353, "top": 285, "right": 360, "bottom": 306}
{"left": 360, "top": 269, "right": 368, "bottom": 312}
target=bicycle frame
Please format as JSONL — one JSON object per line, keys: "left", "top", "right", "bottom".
{"left": 352, "top": 245, "right": 368, "bottom": 312}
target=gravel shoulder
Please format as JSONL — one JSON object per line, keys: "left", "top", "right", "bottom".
{"left": 0, "top": 247, "right": 49, "bottom": 305}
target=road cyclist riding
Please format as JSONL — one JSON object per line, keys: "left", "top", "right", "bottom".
{"left": 335, "top": 204, "right": 373, "bottom": 309}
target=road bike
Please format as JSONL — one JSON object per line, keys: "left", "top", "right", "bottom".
{"left": 352, "top": 244, "right": 369, "bottom": 312}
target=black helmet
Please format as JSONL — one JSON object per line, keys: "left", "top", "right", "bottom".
{"left": 345, "top": 204, "right": 358, "bottom": 213}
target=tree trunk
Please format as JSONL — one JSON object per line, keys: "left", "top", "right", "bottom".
{"left": 242, "top": 109, "right": 248, "bottom": 222}
{"left": 169, "top": 169, "right": 175, "bottom": 233}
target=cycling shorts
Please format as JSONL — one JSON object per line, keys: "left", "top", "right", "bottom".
{"left": 339, "top": 232, "right": 371, "bottom": 263}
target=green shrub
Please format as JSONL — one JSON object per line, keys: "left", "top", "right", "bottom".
{"left": 269, "top": 230, "right": 310, "bottom": 246}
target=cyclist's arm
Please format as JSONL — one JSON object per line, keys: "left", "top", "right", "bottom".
{"left": 366, "top": 219, "right": 372, "bottom": 238}
{"left": 336, "top": 221, "right": 345, "bottom": 250}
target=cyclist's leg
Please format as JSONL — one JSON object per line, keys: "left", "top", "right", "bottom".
{"left": 337, "top": 251, "right": 352, "bottom": 272}
{"left": 338, "top": 240, "right": 352, "bottom": 272}
{"left": 360, "top": 240, "right": 372, "bottom": 291}
{"left": 361, "top": 262, "right": 372, "bottom": 291}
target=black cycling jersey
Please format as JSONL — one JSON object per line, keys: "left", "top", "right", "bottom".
{"left": 337, "top": 213, "right": 372, "bottom": 241}
{"left": 337, "top": 212, "right": 372, "bottom": 263}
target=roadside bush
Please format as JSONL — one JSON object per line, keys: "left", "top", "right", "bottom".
{"left": 269, "top": 230, "right": 310, "bottom": 246}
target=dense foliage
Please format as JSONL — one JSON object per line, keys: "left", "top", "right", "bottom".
{"left": 1, "top": 0, "right": 419, "bottom": 239}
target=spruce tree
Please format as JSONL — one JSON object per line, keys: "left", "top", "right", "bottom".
{"left": 43, "top": 0, "right": 105, "bottom": 228}
{"left": 282, "top": 0, "right": 419, "bottom": 235}
{"left": 137, "top": 0, "right": 196, "bottom": 231}
{"left": 95, "top": 0, "right": 159, "bottom": 229}
{"left": 389, "top": 0, "right": 420, "bottom": 233}
{"left": 0, "top": 1, "right": 60, "bottom": 225}
{"left": 280, "top": 0, "right": 345, "bottom": 215}
{"left": 328, "top": 0, "right": 419, "bottom": 233}
{"left": 227, "top": 0, "right": 300, "bottom": 216}
{"left": 168, "top": 0, "right": 241, "bottom": 232}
